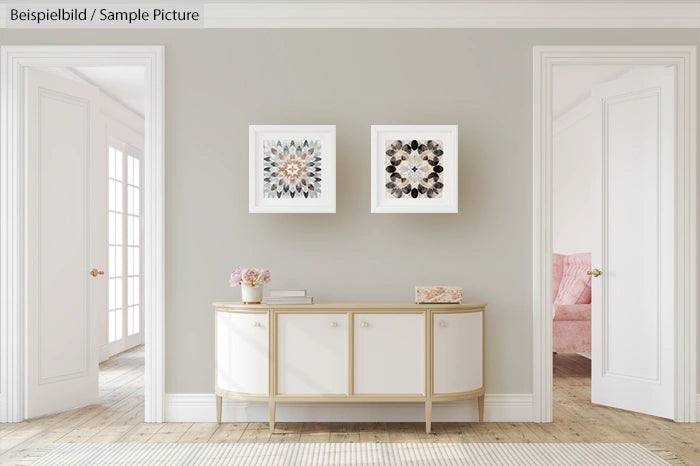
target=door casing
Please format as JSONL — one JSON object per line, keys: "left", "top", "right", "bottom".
{"left": 0, "top": 46, "right": 165, "bottom": 423}
{"left": 532, "top": 46, "right": 697, "bottom": 423}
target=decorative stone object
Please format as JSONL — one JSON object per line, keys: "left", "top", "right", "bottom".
{"left": 415, "top": 286, "right": 463, "bottom": 304}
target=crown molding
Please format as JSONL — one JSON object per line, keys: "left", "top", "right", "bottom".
{"left": 202, "top": 2, "right": 700, "bottom": 29}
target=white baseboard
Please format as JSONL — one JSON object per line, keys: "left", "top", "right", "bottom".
{"left": 165, "top": 393, "right": 533, "bottom": 423}
{"left": 696, "top": 394, "right": 700, "bottom": 422}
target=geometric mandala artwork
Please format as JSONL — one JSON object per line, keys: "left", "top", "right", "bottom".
{"left": 385, "top": 139, "right": 444, "bottom": 199}
{"left": 250, "top": 125, "right": 335, "bottom": 213}
{"left": 263, "top": 139, "right": 322, "bottom": 199}
{"left": 371, "top": 125, "right": 457, "bottom": 213}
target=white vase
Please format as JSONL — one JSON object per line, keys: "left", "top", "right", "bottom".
{"left": 241, "top": 285, "right": 263, "bottom": 304}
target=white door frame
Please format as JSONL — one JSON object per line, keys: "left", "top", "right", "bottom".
{"left": 532, "top": 46, "right": 697, "bottom": 422}
{"left": 0, "top": 46, "right": 165, "bottom": 423}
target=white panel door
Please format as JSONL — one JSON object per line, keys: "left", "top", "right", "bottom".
{"left": 354, "top": 313, "right": 424, "bottom": 394}
{"left": 433, "top": 312, "right": 482, "bottom": 394}
{"left": 26, "top": 69, "right": 104, "bottom": 418}
{"left": 590, "top": 67, "right": 675, "bottom": 419}
{"left": 216, "top": 312, "right": 268, "bottom": 394}
{"left": 277, "top": 314, "right": 346, "bottom": 394}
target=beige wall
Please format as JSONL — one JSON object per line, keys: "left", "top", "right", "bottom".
{"left": 1, "top": 29, "right": 698, "bottom": 396}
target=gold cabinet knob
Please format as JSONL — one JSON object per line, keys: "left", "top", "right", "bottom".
{"left": 329, "top": 321, "right": 338, "bottom": 328}
{"left": 90, "top": 268, "right": 104, "bottom": 277}
{"left": 253, "top": 321, "right": 261, "bottom": 327}
{"left": 440, "top": 321, "right": 448, "bottom": 327}
{"left": 587, "top": 268, "right": 603, "bottom": 277}
{"left": 361, "top": 321, "right": 369, "bottom": 328}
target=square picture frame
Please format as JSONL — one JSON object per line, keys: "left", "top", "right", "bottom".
{"left": 371, "top": 125, "right": 458, "bottom": 213}
{"left": 249, "top": 125, "right": 336, "bottom": 213}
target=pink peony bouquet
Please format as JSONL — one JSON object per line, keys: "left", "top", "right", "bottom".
{"left": 230, "top": 267, "right": 271, "bottom": 288}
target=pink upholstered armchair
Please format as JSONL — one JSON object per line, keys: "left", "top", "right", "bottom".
{"left": 552, "top": 253, "right": 591, "bottom": 353}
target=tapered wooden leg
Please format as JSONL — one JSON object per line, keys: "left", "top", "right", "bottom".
{"left": 216, "top": 395, "right": 222, "bottom": 424}
{"left": 269, "top": 401, "right": 276, "bottom": 432}
{"left": 425, "top": 400, "right": 432, "bottom": 434}
{"left": 477, "top": 395, "right": 485, "bottom": 423}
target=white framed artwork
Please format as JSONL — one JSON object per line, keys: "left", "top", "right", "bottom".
{"left": 371, "top": 125, "right": 458, "bottom": 213}
{"left": 249, "top": 125, "right": 336, "bottom": 213}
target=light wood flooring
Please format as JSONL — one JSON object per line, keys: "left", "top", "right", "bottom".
{"left": 0, "top": 348, "right": 698, "bottom": 464}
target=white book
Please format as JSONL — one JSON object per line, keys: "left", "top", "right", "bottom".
{"left": 263, "top": 296, "right": 314, "bottom": 304}
{"left": 265, "top": 296, "right": 313, "bottom": 301}
{"left": 268, "top": 289, "right": 307, "bottom": 297}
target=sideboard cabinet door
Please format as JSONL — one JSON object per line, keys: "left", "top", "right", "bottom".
{"left": 433, "top": 311, "right": 483, "bottom": 394}
{"left": 277, "top": 313, "right": 347, "bottom": 394}
{"left": 216, "top": 312, "right": 268, "bottom": 395}
{"left": 354, "top": 313, "right": 424, "bottom": 394}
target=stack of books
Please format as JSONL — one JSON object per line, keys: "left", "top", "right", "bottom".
{"left": 263, "top": 289, "right": 314, "bottom": 305}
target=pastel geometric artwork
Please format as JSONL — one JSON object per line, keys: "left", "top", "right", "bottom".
{"left": 263, "top": 139, "right": 322, "bottom": 199}
{"left": 384, "top": 139, "right": 444, "bottom": 199}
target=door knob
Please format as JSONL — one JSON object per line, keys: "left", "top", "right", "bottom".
{"left": 587, "top": 268, "right": 603, "bottom": 277}
{"left": 90, "top": 268, "right": 105, "bottom": 277}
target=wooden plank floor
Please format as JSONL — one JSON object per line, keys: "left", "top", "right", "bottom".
{"left": 1, "top": 348, "right": 698, "bottom": 464}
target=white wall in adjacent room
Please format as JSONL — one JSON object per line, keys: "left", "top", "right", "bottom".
{"left": 553, "top": 101, "right": 593, "bottom": 256}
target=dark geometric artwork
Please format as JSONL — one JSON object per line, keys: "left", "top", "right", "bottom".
{"left": 263, "top": 139, "right": 322, "bottom": 199}
{"left": 384, "top": 139, "right": 444, "bottom": 199}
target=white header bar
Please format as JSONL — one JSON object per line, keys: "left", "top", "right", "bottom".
{"left": 1, "top": 2, "right": 699, "bottom": 29}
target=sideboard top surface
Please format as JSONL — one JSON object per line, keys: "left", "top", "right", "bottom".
{"left": 213, "top": 302, "right": 487, "bottom": 312}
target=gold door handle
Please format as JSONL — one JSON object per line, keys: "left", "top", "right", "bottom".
{"left": 587, "top": 268, "right": 603, "bottom": 277}
{"left": 90, "top": 268, "right": 105, "bottom": 277}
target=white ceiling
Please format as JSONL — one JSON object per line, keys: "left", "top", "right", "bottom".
{"left": 71, "top": 66, "right": 146, "bottom": 117}
{"left": 552, "top": 65, "right": 631, "bottom": 118}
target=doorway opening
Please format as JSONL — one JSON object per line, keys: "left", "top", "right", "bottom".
{"left": 26, "top": 64, "right": 146, "bottom": 419}
{"left": 532, "top": 46, "right": 697, "bottom": 423}
{"left": 552, "top": 64, "right": 659, "bottom": 418}
{"left": 0, "top": 46, "right": 164, "bottom": 423}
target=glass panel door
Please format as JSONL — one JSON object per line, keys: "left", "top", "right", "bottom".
{"left": 126, "top": 154, "right": 141, "bottom": 337}
{"left": 107, "top": 141, "right": 143, "bottom": 356}
{"left": 108, "top": 147, "right": 124, "bottom": 344}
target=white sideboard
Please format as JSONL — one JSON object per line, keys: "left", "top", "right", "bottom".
{"left": 213, "top": 302, "right": 486, "bottom": 433}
